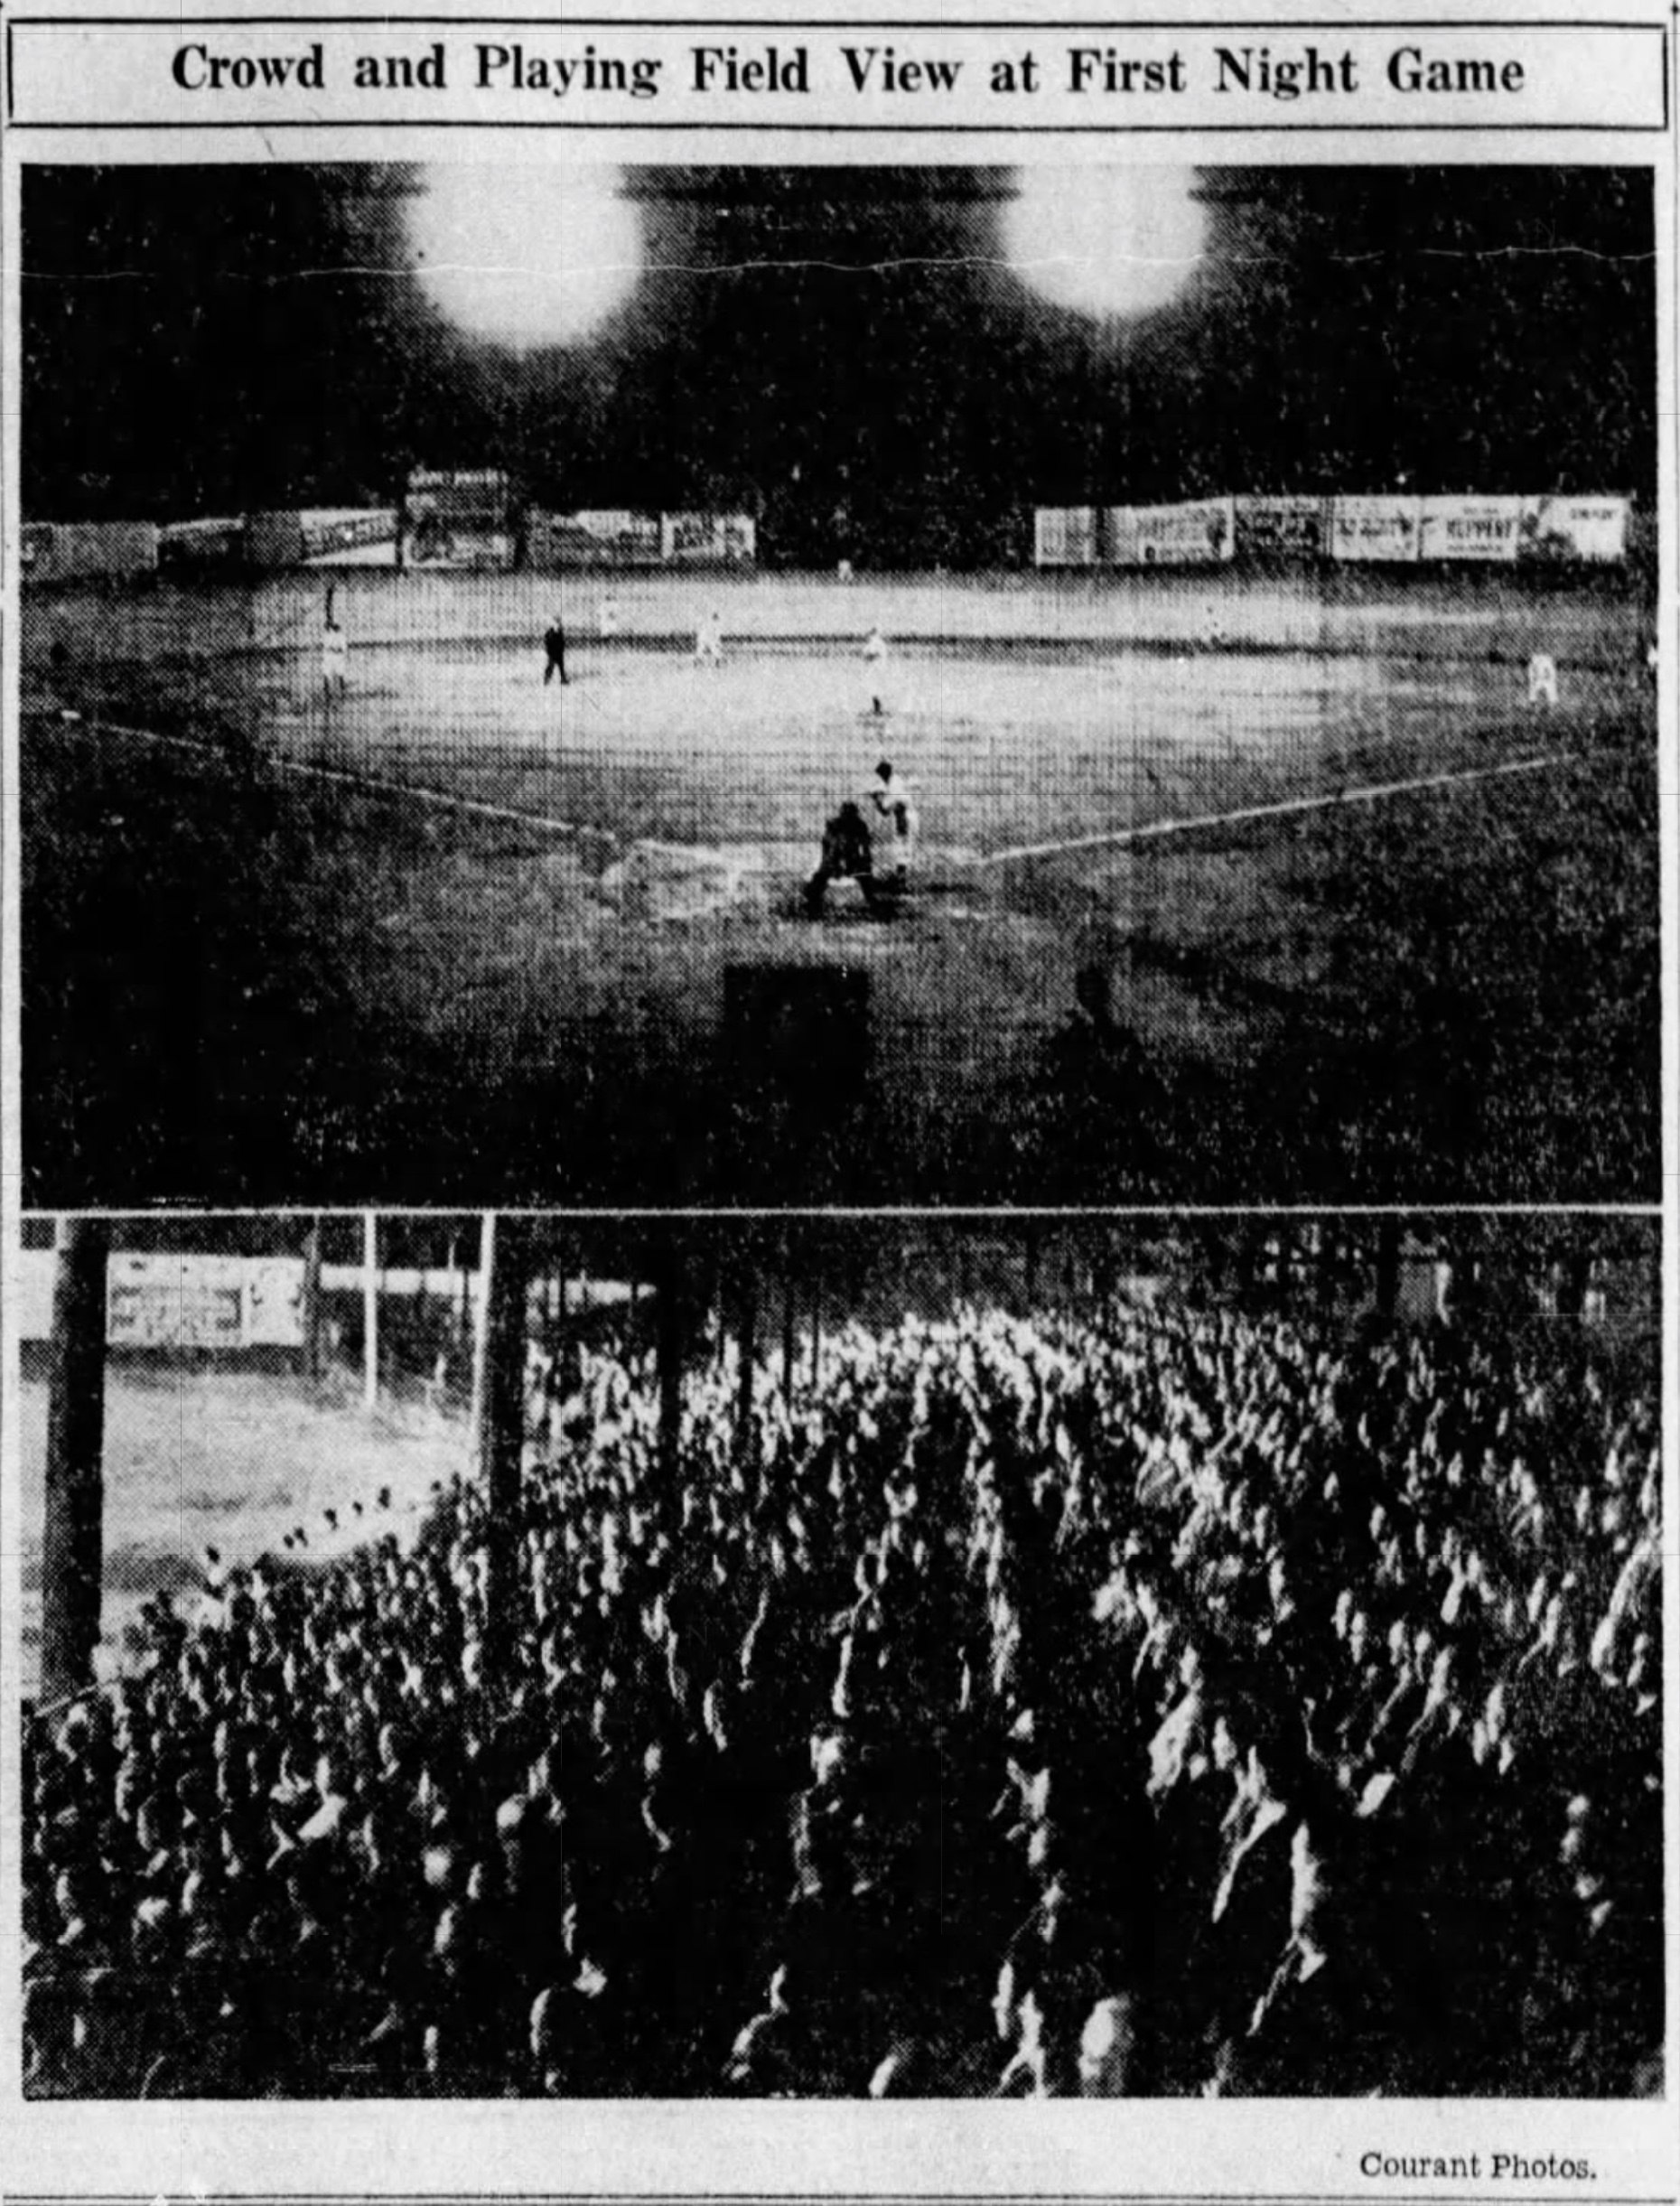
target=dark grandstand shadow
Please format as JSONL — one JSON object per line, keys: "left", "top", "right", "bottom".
{"left": 20, "top": 721, "right": 716, "bottom": 1206}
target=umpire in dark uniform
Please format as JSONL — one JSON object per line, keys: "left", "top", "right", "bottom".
{"left": 543, "top": 612, "right": 569, "bottom": 687}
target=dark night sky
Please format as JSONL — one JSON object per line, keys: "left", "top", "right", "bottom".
{"left": 20, "top": 164, "right": 1656, "bottom": 561}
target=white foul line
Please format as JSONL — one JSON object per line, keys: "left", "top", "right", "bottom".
{"left": 49, "top": 710, "right": 622, "bottom": 847}
{"left": 983, "top": 752, "right": 1575, "bottom": 868}
{"left": 52, "top": 711, "right": 763, "bottom": 874}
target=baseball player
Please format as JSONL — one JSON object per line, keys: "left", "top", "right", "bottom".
{"left": 1526, "top": 650, "right": 1559, "bottom": 708}
{"left": 804, "top": 799, "right": 874, "bottom": 919}
{"left": 863, "top": 624, "right": 890, "bottom": 716}
{"left": 321, "top": 610, "right": 349, "bottom": 696}
{"left": 695, "top": 610, "right": 724, "bottom": 668}
{"left": 543, "top": 613, "right": 569, "bottom": 687}
{"left": 868, "top": 759, "right": 918, "bottom": 892}
{"left": 599, "top": 593, "right": 622, "bottom": 641}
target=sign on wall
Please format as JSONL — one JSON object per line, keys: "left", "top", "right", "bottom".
{"left": 1107, "top": 498, "right": 1236, "bottom": 566}
{"left": 1329, "top": 495, "right": 1423, "bottom": 563}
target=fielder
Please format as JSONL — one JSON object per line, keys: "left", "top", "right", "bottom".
{"left": 863, "top": 623, "right": 891, "bottom": 716}
{"left": 599, "top": 593, "right": 621, "bottom": 640}
{"left": 1526, "top": 651, "right": 1559, "bottom": 707}
{"left": 695, "top": 610, "right": 725, "bottom": 668}
{"left": 321, "top": 611, "right": 349, "bottom": 696}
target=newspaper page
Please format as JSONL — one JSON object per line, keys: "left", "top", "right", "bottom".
{"left": 1, "top": 1, "right": 1675, "bottom": 2202}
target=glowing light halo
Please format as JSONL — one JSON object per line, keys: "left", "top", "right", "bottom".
{"left": 1004, "top": 167, "right": 1207, "bottom": 319}
{"left": 408, "top": 165, "right": 641, "bottom": 350}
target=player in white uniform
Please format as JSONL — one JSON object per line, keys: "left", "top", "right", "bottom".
{"left": 862, "top": 624, "right": 891, "bottom": 716}
{"left": 1526, "top": 651, "right": 1559, "bottom": 707}
{"left": 321, "top": 612, "right": 349, "bottom": 696}
{"left": 695, "top": 610, "right": 724, "bottom": 668}
{"left": 868, "top": 759, "right": 918, "bottom": 891}
{"left": 599, "top": 593, "right": 621, "bottom": 640}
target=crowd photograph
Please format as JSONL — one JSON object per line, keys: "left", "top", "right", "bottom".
{"left": 20, "top": 1215, "right": 1662, "bottom": 2099}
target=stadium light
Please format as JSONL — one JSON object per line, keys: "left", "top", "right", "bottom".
{"left": 1004, "top": 167, "right": 1206, "bottom": 319}
{"left": 407, "top": 165, "right": 642, "bottom": 350}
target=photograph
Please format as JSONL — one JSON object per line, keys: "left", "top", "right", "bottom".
{"left": 15, "top": 161, "right": 1660, "bottom": 1208}
{"left": 17, "top": 1210, "right": 1664, "bottom": 2099}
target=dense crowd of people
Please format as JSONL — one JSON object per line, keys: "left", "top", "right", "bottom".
{"left": 23, "top": 1294, "right": 1663, "bottom": 2098}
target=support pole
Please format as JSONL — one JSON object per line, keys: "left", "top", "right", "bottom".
{"left": 456, "top": 1234, "right": 472, "bottom": 1354}
{"left": 41, "top": 1220, "right": 110, "bottom": 1706}
{"left": 475, "top": 1213, "right": 533, "bottom": 1697}
{"left": 781, "top": 1233, "right": 798, "bottom": 1397}
{"left": 1199, "top": 1222, "right": 1229, "bottom": 1300}
{"left": 655, "top": 1229, "right": 686, "bottom": 1483}
{"left": 300, "top": 1218, "right": 324, "bottom": 1383}
{"left": 362, "top": 1211, "right": 379, "bottom": 1410}
{"left": 734, "top": 1231, "right": 759, "bottom": 1460}
{"left": 1375, "top": 1220, "right": 1401, "bottom": 1322}
{"left": 1093, "top": 1230, "right": 1116, "bottom": 1306}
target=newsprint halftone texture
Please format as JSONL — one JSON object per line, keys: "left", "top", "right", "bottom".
{"left": 6, "top": 28, "right": 1672, "bottom": 2144}
{"left": 17, "top": 164, "right": 1660, "bottom": 1210}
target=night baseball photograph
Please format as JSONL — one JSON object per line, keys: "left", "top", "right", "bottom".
{"left": 17, "top": 162, "right": 1659, "bottom": 1208}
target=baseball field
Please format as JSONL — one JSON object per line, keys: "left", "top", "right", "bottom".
{"left": 19, "top": 566, "right": 1659, "bottom": 1206}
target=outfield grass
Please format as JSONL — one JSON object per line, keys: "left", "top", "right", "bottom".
{"left": 17, "top": 1364, "right": 465, "bottom": 1704}
{"left": 19, "top": 561, "right": 1648, "bottom": 667}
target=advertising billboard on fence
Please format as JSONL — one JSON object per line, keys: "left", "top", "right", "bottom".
{"left": 21, "top": 520, "right": 160, "bottom": 586}
{"left": 527, "top": 509, "right": 664, "bottom": 568}
{"left": 1329, "top": 495, "right": 1423, "bottom": 563}
{"left": 659, "top": 512, "right": 758, "bottom": 565}
{"left": 16, "top": 1253, "right": 306, "bottom": 1349}
{"left": 402, "top": 468, "right": 514, "bottom": 572}
{"left": 1107, "top": 498, "right": 1236, "bottom": 567}
{"left": 1520, "top": 495, "right": 1631, "bottom": 564}
{"left": 1234, "top": 496, "right": 1330, "bottom": 560}
{"left": 1417, "top": 495, "right": 1529, "bottom": 563}
{"left": 159, "top": 515, "right": 247, "bottom": 572}
{"left": 1033, "top": 508, "right": 1097, "bottom": 567}
{"left": 246, "top": 509, "right": 399, "bottom": 569}
{"left": 107, "top": 1255, "right": 305, "bottom": 1350}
